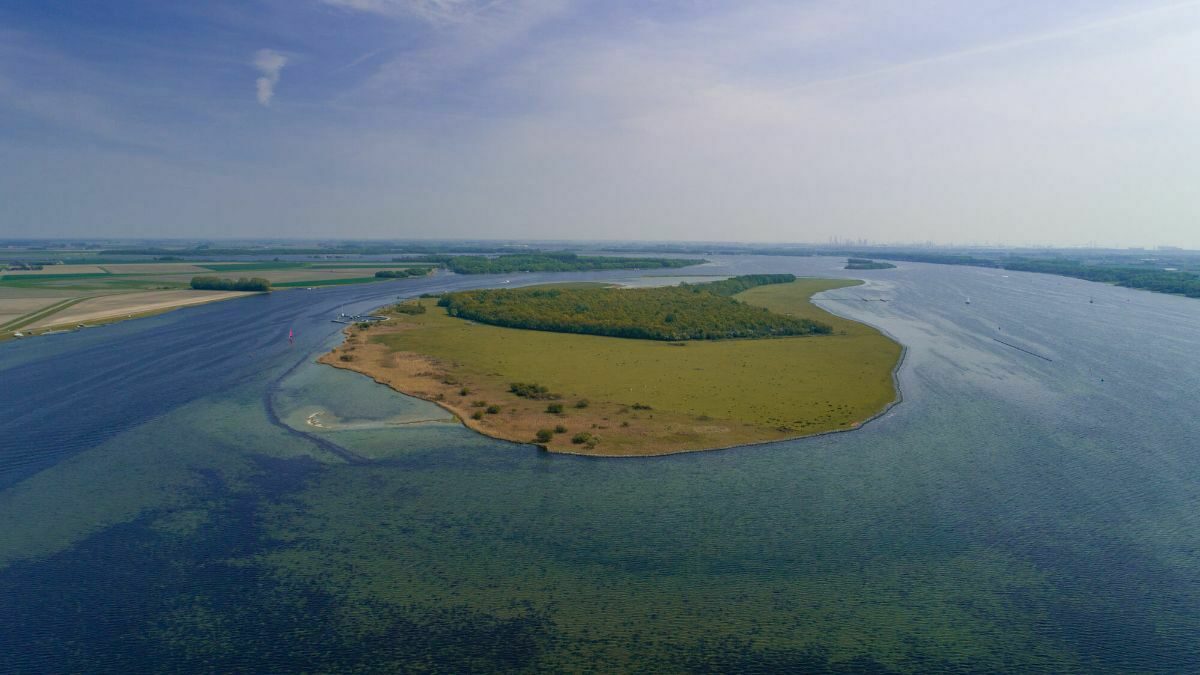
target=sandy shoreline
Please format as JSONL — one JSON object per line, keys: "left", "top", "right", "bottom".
{"left": 320, "top": 324, "right": 908, "bottom": 458}
{"left": 304, "top": 410, "right": 455, "bottom": 430}
{"left": 316, "top": 283, "right": 905, "bottom": 457}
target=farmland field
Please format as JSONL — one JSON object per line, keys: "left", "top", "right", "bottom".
{"left": 0, "top": 261, "right": 433, "bottom": 338}
{"left": 24, "top": 290, "right": 252, "bottom": 329}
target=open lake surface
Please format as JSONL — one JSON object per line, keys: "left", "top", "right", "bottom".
{"left": 2, "top": 256, "right": 1199, "bottom": 672}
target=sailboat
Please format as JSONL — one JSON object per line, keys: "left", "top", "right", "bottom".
{"left": 965, "top": 297, "right": 971, "bottom": 305}
{"left": 289, "top": 328, "right": 295, "bottom": 344}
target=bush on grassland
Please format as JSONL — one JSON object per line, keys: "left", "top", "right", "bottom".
{"left": 190, "top": 276, "right": 271, "bottom": 292}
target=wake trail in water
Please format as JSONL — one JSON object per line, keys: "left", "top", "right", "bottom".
{"left": 992, "top": 337, "right": 1055, "bottom": 362}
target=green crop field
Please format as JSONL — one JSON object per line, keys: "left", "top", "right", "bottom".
{"left": 197, "top": 262, "right": 306, "bottom": 272}
{"left": 362, "top": 278, "right": 901, "bottom": 452}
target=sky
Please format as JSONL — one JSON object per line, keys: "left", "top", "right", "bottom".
{"left": 1, "top": 0, "right": 1199, "bottom": 247}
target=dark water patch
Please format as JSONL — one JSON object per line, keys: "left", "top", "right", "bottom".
{"left": 1020, "top": 543, "right": 1200, "bottom": 672}
{"left": 0, "top": 454, "right": 555, "bottom": 673}
{"left": 679, "top": 640, "right": 900, "bottom": 674}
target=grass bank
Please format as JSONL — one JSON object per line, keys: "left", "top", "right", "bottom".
{"left": 321, "top": 278, "right": 902, "bottom": 456}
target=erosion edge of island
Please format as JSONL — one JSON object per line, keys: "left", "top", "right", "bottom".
{"left": 317, "top": 278, "right": 906, "bottom": 457}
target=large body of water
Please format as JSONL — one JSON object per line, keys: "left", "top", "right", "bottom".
{"left": 2, "top": 257, "right": 1199, "bottom": 672}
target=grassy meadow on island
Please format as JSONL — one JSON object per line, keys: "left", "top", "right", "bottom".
{"left": 322, "top": 276, "right": 902, "bottom": 456}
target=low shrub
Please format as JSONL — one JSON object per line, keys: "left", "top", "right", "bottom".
{"left": 391, "top": 302, "right": 427, "bottom": 315}
{"left": 510, "top": 382, "right": 553, "bottom": 399}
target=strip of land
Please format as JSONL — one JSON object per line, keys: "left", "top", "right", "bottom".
{"left": 25, "top": 290, "right": 252, "bottom": 330}
{"left": 321, "top": 278, "right": 902, "bottom": 456}
{"left": 0, "top": 254, "right": 705, "bottom": 340}
{"left": 0, "top": 262, "right": 436, "bottom": 339}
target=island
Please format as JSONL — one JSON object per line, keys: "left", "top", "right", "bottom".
{"left": 845, "top": 258, "right": 897, "bottom": 270}
{"left": 320, "top": 275, "right": 903, "bottom": 456}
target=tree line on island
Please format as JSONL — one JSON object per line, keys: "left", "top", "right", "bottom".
{"left": 374, "top": 267, "right": 434, "bottom": 279}
{"left": 436, "top": 274, "right": 832, "bottom": 341}
{"left": 845, "top": 258, "right": 896, "bottom": 270}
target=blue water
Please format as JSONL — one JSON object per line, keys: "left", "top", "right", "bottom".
{"left": 2, "top": 257, "right": 1200, "bottom": 672}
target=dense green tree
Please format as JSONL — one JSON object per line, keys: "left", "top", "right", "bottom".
{"left": 189, "top": 276, "right": 271, "bottom": 292}
{"left": 375, "top": 267, "right": 433, "bottom": 279}
{"left": 438, "top": 275, "right": 831, "bottom": 341}
{"left": 1002, "top": 259, "right": 1200, "bottom": 297}
{"left": 845, "top": 258, "right": 896, "bottom": 270}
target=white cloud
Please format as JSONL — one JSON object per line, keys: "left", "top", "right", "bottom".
{"left": 253, "top": 49, "right": 288, "bottom": 106}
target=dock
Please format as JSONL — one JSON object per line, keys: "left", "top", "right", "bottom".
{"left": 331, "top": 313, "right": 389, "bottom": 325}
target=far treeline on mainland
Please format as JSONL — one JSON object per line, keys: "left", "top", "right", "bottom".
{"left": 322, "top": 274, "right": 903, "bottom": 456}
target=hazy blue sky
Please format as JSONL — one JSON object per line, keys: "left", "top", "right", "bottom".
{"left": 2, "top": 1, "right": 1198, "bottom": 246}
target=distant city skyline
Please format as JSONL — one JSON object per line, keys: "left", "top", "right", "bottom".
{"left": 2, "top": 1, "right": 1199, "bottom": 247}
{"left": 4, "top": 237, "right": 1197, "bottom": 254}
